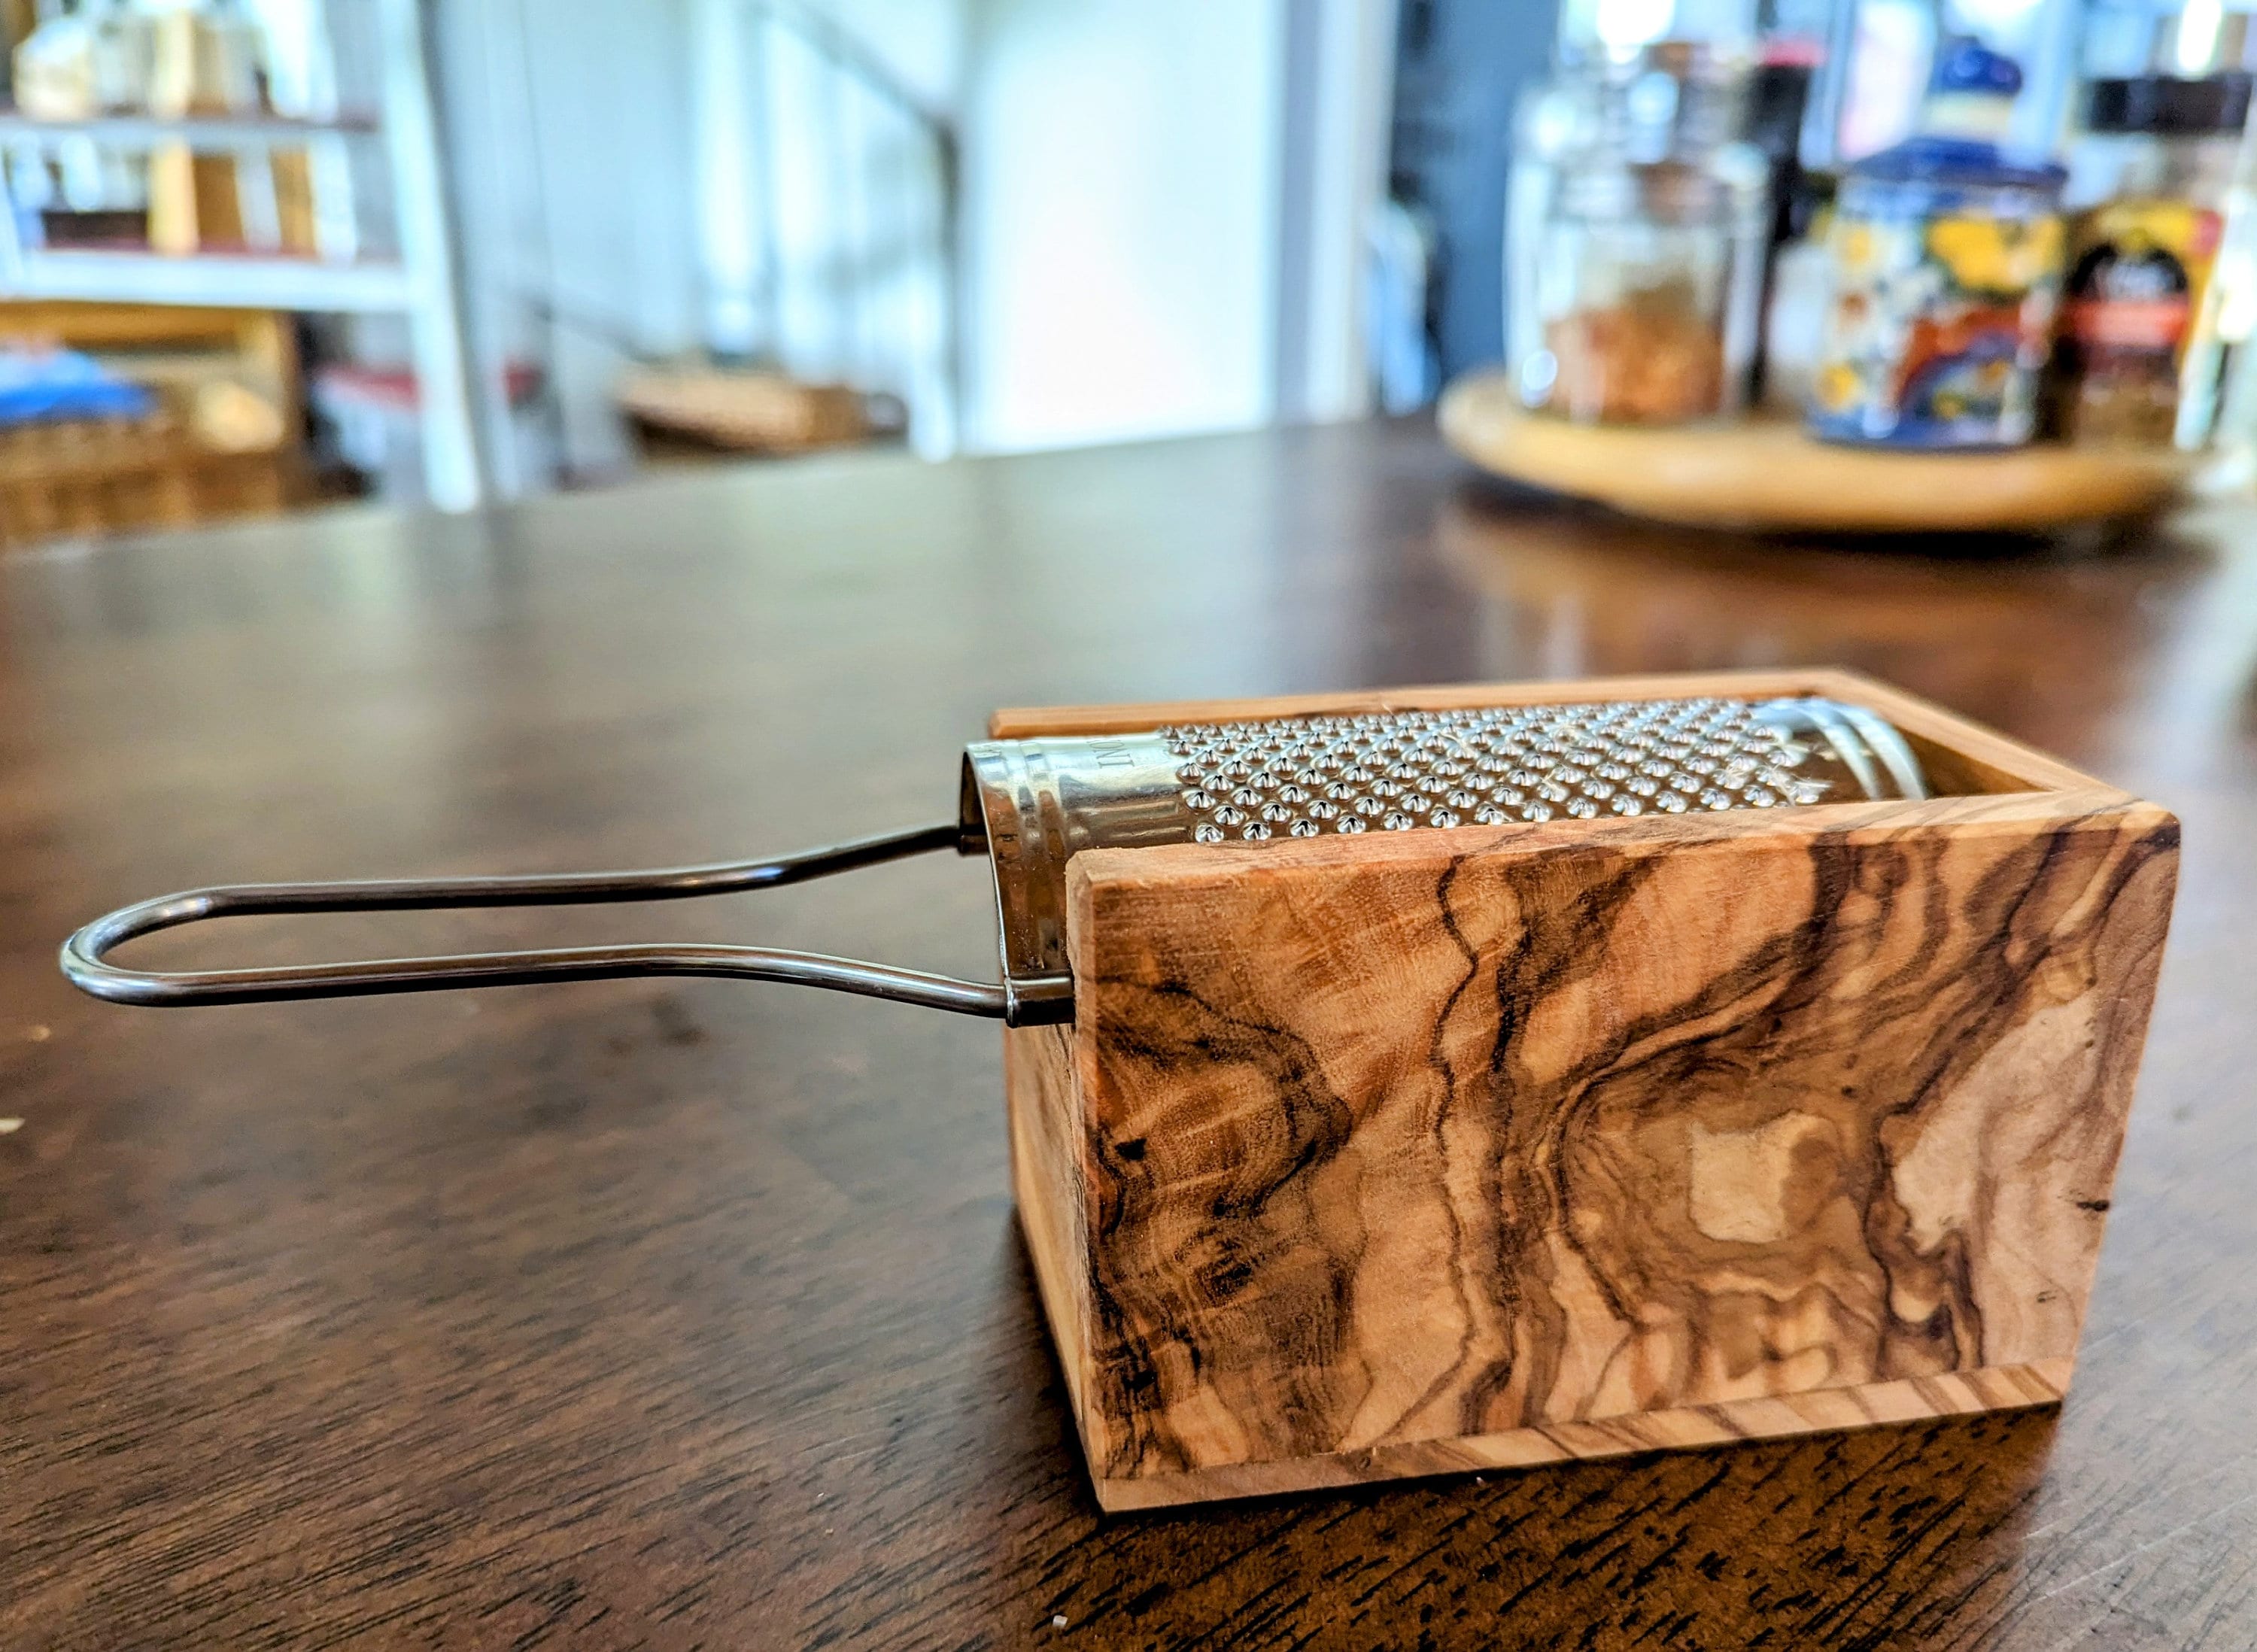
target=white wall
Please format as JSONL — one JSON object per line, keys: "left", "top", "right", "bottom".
{"left": 815, "top": 0, "right": 967, "bottom": 108}
{"left": 958, "top": 0, "right": 1288, "bottom": 452}
{"left": 434, "top": 0, "right": 703, "bottom": 482}
{"left": 442, "top": 0, "right": 964, "bottom": 481}
{"left": 1274, "top": 0, "right": 1396, "bottom": 425}
{"left": 436, "top": 0, "right": 1387, "bottom": 476}
{"left": 689, "top": 0, "right": 962, "bottom": 451}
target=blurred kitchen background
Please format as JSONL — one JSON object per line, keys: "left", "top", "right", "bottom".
{"left": 0, "top": 0, "right": 2249, "bottom": 546}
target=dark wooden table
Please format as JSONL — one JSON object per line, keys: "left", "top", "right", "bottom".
{"left": 4, "top": 421, "right": 2252, "bottom": 1650}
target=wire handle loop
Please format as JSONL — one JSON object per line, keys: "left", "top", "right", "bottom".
{"left": 60, "top": 823, "right": 1071, "bottom": 1024}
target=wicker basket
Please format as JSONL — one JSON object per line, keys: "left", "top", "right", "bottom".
{"left": 0, "top": 394, "right": 305, "bottom": 550}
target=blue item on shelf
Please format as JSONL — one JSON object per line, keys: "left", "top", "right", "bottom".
{"left": 1934, "top": 38, "right": 2024, "bottom": 98}
{"left": 0, "top": 348, "right": 156, "bottom": 430}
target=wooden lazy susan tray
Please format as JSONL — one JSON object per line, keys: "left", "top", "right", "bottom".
{"left": 1439, "top": 368, "right": 2197, "bottom": 533}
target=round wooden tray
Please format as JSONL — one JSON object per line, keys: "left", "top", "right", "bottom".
{"left": 1438, "top": 369, "right": 2196, "bottom": 532}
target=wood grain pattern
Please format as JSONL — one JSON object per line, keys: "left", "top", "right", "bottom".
{"left": 1098, "top": 1359, "right": 2076, "bottom": 1511}
{"left": 5, "top": 419, "right": 2251, "bottom": 1649}
{"left": 1007, "top": 683, "right": 2180, "bottom": 1509}
{"left": 1004, "top": 1021, "right": 1103, "bottom": 1465}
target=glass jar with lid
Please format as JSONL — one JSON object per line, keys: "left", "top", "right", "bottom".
{"left": 1508, "top": 42, "right": 1771, "bottom": 424}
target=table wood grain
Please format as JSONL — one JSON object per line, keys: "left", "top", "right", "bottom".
{"left": 2, "top": 421, "right": 2252, "bottom": 1649}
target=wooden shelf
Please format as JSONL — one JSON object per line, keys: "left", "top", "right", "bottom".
{"left": 0, "top": 107, "right": 378, "bottom": 147}
{"left": 0, "top": 0, "right": 493, "bottom": 512}
{"left": 2, "top": 248, "right": 411, "bottom": 312}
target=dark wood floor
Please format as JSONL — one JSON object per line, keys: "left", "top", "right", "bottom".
{"left": 2, "top": 420, "right": 2252, "bottom": 1648}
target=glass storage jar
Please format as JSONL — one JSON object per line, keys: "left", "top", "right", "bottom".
{"left": 1514, "top": 149, "right": 1770, "bottom": 424}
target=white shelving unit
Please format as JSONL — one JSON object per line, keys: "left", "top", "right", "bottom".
{"left": 0, "top": 0, "right": 486, "bottom": 510}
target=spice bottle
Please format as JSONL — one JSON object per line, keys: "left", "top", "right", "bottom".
{"left": 1809, "top": 44, "right": 2066, "bottom": 448}
{"left": 2049, "top": 72, "right": 2253, "bottom": 448}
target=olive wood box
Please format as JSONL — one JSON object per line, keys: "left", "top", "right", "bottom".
{"left": 991, "top": 669, "right": 2177, "bottom": 1511}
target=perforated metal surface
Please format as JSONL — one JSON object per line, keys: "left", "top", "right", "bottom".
{"left": 1160, "top": 697, "right": 1841, "bottom": 843}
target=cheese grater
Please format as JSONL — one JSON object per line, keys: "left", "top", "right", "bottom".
{"left": 56, "top": 673, "right": 2183, "bottom": 1511}
{"left": 62, "top": 694, "right": 1926, "bottom": 1024}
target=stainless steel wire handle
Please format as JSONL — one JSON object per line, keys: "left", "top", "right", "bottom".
{"left": 58, "top": 822, "right": 1065, "bottom": 1022}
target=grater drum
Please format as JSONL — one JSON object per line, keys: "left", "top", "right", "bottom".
{"left": 958, "top": 694, "right": 1925, "bottom": 1010}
